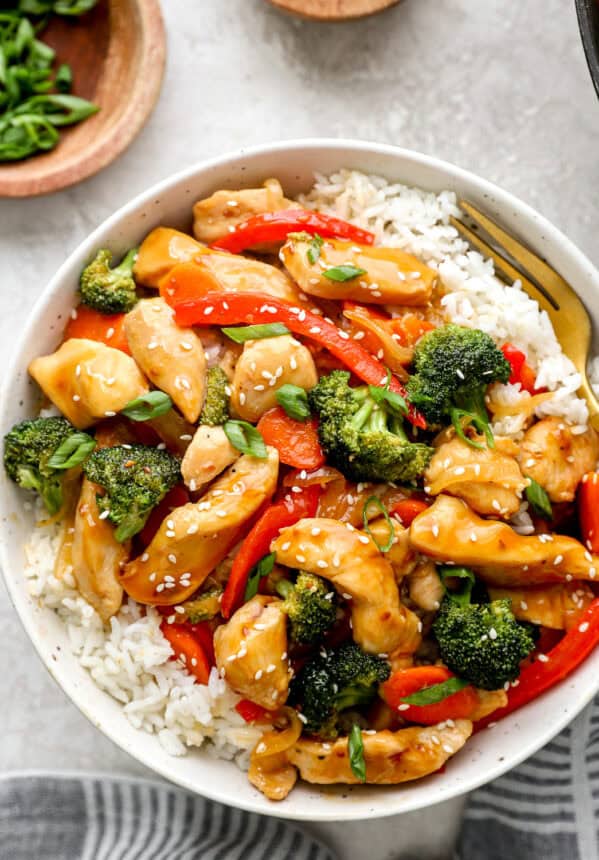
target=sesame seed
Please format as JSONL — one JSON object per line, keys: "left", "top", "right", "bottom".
{"left": 187, "top": 524, "right": 199, "bottom": 535}
{"left": 537, "top": 654, "right": 549, "bottom": 663}
{"left": 166, "top": 530, "right": 175, "bottom": 538}
{"left": 72, "top": 394, "right": 80, "bottom": 402}
{"left": 470, "top": 532, "right": 478, "bottom": 542}
{"left": 317, "top": 559, "right": 328, "bottom": 569}
{"left": 141, "top": 552, "right": 149, "bottom": 562}
{"left": 432, "top": 523, "right": 440, "bottom": 538}
{"left": 296, "top": 554, "right": 306, "bottom": 564}
{"left": 454, "top": 466, "right": 465, "bottom": 476}
{"left": 168, "top": 554, "right": 177, "bottom": 564}
{"left": 266, "top": 664, "right": 276, "bottom": 674}
{"left": 98, "top": 510, "right": 110, "bottom": 520}
{"left": 311, "top": 527, "right": 321, "bottom": 536}
{"left": 397, "top": 704, "right": 410, "bottom": 711}
{"left": 156, "top": 583, "right": 165, "bottom": 593}
{"left": 431, "top": 734, "right": 440, "bottom": 745}
{"left": 254, "top": 669, "right": 263, "bottom": 680}
{"left": 489, "top": 627, "right": 498, "bottom": 640}
{"left": 358, "top": 535, "right": 370, "bottom": 545}
{"left": 520, "top": 600, "right": 528, "bottom": 610}
{"left": 579, "top": 622, "right": 590, "bottom": 633}
{"left": 554, "top": 555, "right": 564, "bottom": 565}
{"left": 106, "top": 327, "right": 115, "bottom": 338}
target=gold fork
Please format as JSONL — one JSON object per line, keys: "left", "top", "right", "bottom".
{"left": 449, "top": 201, "right": 599, "bottom": 430}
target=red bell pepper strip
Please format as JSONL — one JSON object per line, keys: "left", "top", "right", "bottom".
{"left": 184, "top": 620, "right": 216, "bottom": 666}
{"left": 475, "top": 597, "right": 599, "bottom": 730}
{"left": 211, "top": 209, "right": 375, "bottom": 254}
{"left": 389, "top": 497, "right": 430, "bottom": 526}
{"left": 221, "top": 484, "right": 320, "bottom": 619}
{"left": 64, "top": 306, "right": 130, "bottom": 354}
{"left": 501, "top": 343, "right": 545, "bottom": 395}
{"left": 257, "top": 407, "right": 325, "bottom": 471}
{"left": 139, "top": 484, "right": 190, "bottom": 548}
{"left": 170, "top": 291, "right": 426, "bottom": 429}
{"left": 579, "top": 472, "right": 599, "bottom": 553}
{"left": 235, "top": 699, "right": 271, "bottom": 723}
{"left": 160, "top": 621, "right": 211, "bottom": 685}
{"left": 381, "top": 666, "right": 479, "bottom": 726}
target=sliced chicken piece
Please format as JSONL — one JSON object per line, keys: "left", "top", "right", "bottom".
{"left": 231, "top": 335, "right": 318, "bottom": 422}
{"left": 409, "top": 494, "right": 598, "bottom": 587}
{"left": 124, "top": 298, "right": 206, "bottom": 423}
{"left": 518, "top": 418, "right": 599, "bottom": 502}
{"left": 488, "top": 582, "right": 595, "bottom": 630}
{"left": 285, "top": 721, "right": 472, "bottom": 788}
{"left": 121, "top": 448, "right": 279, "bottom": 605}
{"left": 181, "top": 424, "right": 238, "bottom": 490}
{"left": 407, "top": 560, "right": 444, "bottom": 611}
{"left": 29, "top": 338, "right": 148, "bottom": 429}
{"left": 469, "top": 689, "right": 507, "bottom": 722}
{"left": 134, "top": 228, "right": 205, "bottom": 287}
{"left": 368, "top": 517, "right": 417, "bottom": 580}
{"left": 134, "top": 227, "right": 305, "bottom": 305}
{"left": 425, "top": 434, "right": 528, "bottom": 518}
{"left": 193, "top": 178, "right": 299, "bottom": 246}
{"left": 71, "top": 477, "right": 127, "bottom": 620}
{"left": 272, "top": 517, "right": 421, "bottom": 656}
{"left": 214, "top": 595, "right": 290, "bottom": 709}
{"left": 281, "top": 236, "right": 437, "bottom": 306}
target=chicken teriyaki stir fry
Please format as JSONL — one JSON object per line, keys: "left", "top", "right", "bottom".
{"left": 7, "top": 177, "right": 599, "bottom": 800}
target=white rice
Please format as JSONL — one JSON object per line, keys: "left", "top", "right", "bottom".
{"left": 25, "top": 170, "right": 596, "bottom": 762}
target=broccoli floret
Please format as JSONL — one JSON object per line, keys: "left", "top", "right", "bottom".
{"left": 433, "top": 580, "right": 535, "bottom": 690}
{"left": 290, "top": 642, "right": 390, "bottom": 737}
{"left": 276, "top": 572, "right": 337, "bottom": 645}
{"left": 79, "top": 247, "right": 139, "bottom": 314}
{"left": 182, "top": 587, "right": 223, "bottom": 622}
{"left": 406, "top": 324, "right": 510, "bottom": 446}
{"left": 83, "top": 443, "right": 180, "bottom": 542}
{"left": 308, "top": 370, "right": 433, "bottom": 483}
{"left": 199, "top": 367, "right": 230, "bottom": 425}
{"left": 3, "top": 416, "right": 91, "bottom": 515}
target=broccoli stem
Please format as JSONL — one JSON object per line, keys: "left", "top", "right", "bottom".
{"left": 111, "top": 247, "right": 138, "bottom": 278}
{"left": 275, "top": 579, "right": 294, "bottom": 600}
{"left": 451, "top": 387, "right": 495, "bottom": 449}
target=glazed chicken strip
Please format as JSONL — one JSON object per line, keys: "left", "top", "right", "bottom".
{"left": 425, "top": 434, "right": 528, "bottom": 518}
{"left": 488, "top": 582, "right": 595, "bottom": 630}
{"left": 272, "top": 518, "right": 421, "bottom": 656}
{"left": 29, "top": 338, "right": 148, "bottom": 429}
{"left": 214, "top": 595, "right": 290, "bottom": 709}
{"left": 121, "top": 448, "right": 279, "bottom": 605}
{"left": 71, "top": 477, "right": 127, "bottom": 621}
{"left": 124, "top": 298, "right": 206, "bottom": 423}
{"left": 407, "top": 560, "right": 445, "bottom": 611}
{"left": 367, "top": 517, "right": 417, "bottom": 580}
{"left": 193, "top": 178, "right": 299, "bottom": 245}
{"left": 410, "top": 495, "right": 599, "bottom": 587}
{"left": 231, "top": 335, "right": 318, "bottom": 423}
{"left": 285, "top": 721, "right": 472, "bottom": 788}
{"left": 134, "top": 227, "right": 305, "bottom": 304}
{"left": 181, "top": 424, "right": 238, "bottom": 490}
{"left": 517, "top": 417, "right": 599, "bottom": 502}
{"left": 281, "top": 237, "right": 436, "bottom": 306}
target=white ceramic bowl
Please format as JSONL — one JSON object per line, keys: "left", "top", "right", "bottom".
{"left": 2, "top": 139, "right": 599, "bottom": 821}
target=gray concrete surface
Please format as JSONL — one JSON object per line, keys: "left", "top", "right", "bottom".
{"left": 1, "top": 1, "right": 598, "bottom": 857}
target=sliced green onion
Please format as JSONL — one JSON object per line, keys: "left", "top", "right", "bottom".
{"left": 438, "top": 565, "right": 476, "bottom": 607}
{"left": 121, "top": 391, "right": 173, "bottom": 422}
{"left": 54, "top": 63, "right": 72, "bottom": 93}
{"left": 47, "top": 431, "right": 95, "bottom": 470}
{"left": 224, "top": 420, "right": 267, "bottom": 459}
{"left": 221, "top": 323, "right": 290, "bottom": 343}
{"left": 276, "top": 384, "right": 311, "bottom": 422}
{"left": 368, "top": 384, "right": 408, "bottom": 417}
{"left": 400, "top": 677, "right": 469, "bottom": 706}
{"left": 451, "top": 408, "right": 494, "bottom": 450}
{"left": 348, "top": 724, "right": 366, "bottom": 782}
{"left": 307, "top": 233, "right": 324, "bottom": 264}
{"left": 244, "top": 552, "right": 276, "bottom": 601}
{"left": 362, "top": 496, "right": 395, "bottom": 553}
{"left": 323, "top": 265, "right": 367, "bottom": 282}
{"left": 525, "top": 476, "right": 552, "bottom": 519}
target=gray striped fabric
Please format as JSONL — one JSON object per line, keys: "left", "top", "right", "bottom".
{"left": 0, "top": 773, "right": 335, "bottom": 860}
{"left": 457, "top": 695, "right": 599, "bottom": 860}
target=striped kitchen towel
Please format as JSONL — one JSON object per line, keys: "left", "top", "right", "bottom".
{"left": 0, "top": 772, "right": 336, "bottom": 860}
{"left": 457, "top": 695, "right": 599, "bottom": 860}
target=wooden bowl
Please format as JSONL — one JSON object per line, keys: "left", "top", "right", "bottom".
{"left": 0, "top": 0, "right": 165, "bottom": 198}
{"left": 266, "top": 0, "right": 401, "bottom": 20}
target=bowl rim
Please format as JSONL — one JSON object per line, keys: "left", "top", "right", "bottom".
{"left": 2, "top": 137, "right": 599, "bottom": 821}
